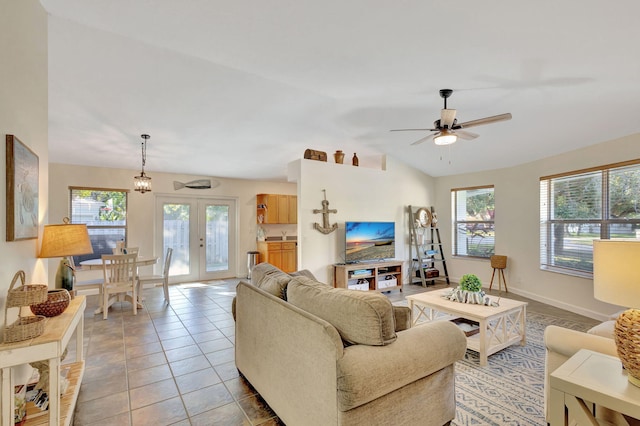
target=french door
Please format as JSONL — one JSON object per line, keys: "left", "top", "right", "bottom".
{"left": 156, "top": 196, "right": 237, "bottom": 282}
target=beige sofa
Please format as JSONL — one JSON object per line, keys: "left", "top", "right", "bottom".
{"left": 235, "top": 263, "right": 467, "bottom": 426}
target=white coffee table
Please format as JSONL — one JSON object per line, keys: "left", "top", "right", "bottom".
{"left": 550, "top": 349, "right": 640, "bottom": 425}
{"left": 406, "top": 290, "right": 527, "bottom": 366}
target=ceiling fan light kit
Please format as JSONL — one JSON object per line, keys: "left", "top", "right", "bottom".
{"left": 391, "top": 89, "right": 512, "bottom": 146}
{"left": 434, "top": 129, "right": 457, "bottom": 145}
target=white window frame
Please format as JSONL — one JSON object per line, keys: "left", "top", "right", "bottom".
{"left": 540, "top": 159, "right": 640, "bottom": 277}
{"left": 69, "top": 186, "right": 129, "bottom": 262}
{"left": 451, "top": 185, "right": 495, "bottom": 258}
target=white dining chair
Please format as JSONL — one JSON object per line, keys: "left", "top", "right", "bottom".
{"left": 101, "top": 253, "right": 138, "bottom": 319}
{"left": 70, "top": 256, "right": 103, "bottom": 296}
{"left": 137, "top": 248, "right": 173, "bottom": 304}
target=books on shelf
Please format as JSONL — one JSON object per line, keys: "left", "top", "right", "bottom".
{"left": 24, "top": 365, "right": 71, "bottom": 415}
{"left": 451, "top": 318, "right": 480, "bottom": 337}
{"left": 350, "top": 269, "right": 372, "bottom": 278}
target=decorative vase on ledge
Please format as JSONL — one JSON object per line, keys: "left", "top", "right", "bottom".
{"left": 352, "top": 153, "right": 359, "bottom": 166}
{"left": 334, "top": 150, "right": 345, "bottom": 164}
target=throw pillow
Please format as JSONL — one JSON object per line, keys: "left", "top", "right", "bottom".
{"left": 250, "top": 263, "right": 292, "bottom": 300}
{"left": 287, "top": 276, "right": 397, "bottom": 346}
{"left": 587, "top": 320, "right": 615, "bottom": 339}
{"left": 256, "top": 271, "right": 291, "bottom": 300}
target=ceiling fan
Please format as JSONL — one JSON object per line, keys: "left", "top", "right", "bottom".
{"left": 390, "top": 89, "right": 512, "bottom": 146}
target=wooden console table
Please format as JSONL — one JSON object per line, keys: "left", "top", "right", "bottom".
{"left": 0, "top": 295, "right": 86, "bottom": 426}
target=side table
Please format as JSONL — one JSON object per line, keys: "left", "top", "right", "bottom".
{"left": 549, "top": 348, "right": 640, "bottom": 425}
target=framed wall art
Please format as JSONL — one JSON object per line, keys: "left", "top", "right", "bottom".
{"left": 6, "top": 135, "right": 39, "bottom": 241}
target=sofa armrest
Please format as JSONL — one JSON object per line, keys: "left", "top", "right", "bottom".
{"left": 236, "top": 281, "right": 345, "bottom": 426}
{"left": 544, "top": 325, "right": 617, "bottom": 360}
{"left": 392, "top": 306, "right": 411, "bottom": 332}
{"left": 337, "top": 320, "right": 466, "bottom": 410}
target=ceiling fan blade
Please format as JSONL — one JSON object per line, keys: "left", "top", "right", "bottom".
{"left": 390, "top": 128, "right": 437, "bottom": 132}
{"left": 410, "top": 134, "right": 436, "bottom": 146}
{"left": 456, "top": 130, "right": 479, "bottom": 140}
{"left": 440, "top": 109, "right": 456, "bottom": 128}
{"left": 453, "top": 113, "right": 512, "bottom": 129}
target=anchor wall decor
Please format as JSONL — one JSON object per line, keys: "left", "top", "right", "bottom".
{"left": 313, "top": 189, "right": 338, "bottom": 234}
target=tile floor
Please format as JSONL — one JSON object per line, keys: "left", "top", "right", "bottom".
{"left": 69, "top": 279, "right": 598, "bottom": 425}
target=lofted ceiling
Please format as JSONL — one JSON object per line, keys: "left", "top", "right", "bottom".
{"left": 40, "top": 0, "right": 640, "bottom": 181}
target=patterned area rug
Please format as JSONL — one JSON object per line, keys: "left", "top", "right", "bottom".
{"left": 451, "top": 312, "right": 590, "bottom": 426}
{"left": 393, "top": 297, "right": 592, "bottom": 426}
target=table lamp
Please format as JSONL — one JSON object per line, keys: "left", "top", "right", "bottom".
{"left": 39, "top": 217, "right": 93, "bottom": 292}
{"left": 593, "top": 239, "right": 640, "bottom": 387}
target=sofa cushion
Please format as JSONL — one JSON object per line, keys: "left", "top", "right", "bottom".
{"left": 251, "top": 263, "right": 292, "bottom": 300}
{"left": 587, "top": 320, "right": 615, "bottom": 339}
{"left": 287, "top": 276, "right": 397, "bottom": 346}
{"left": 392, "top": 306, "right": 411, "bottom": 332}
{"left": 258, "top": 273, "right": 292, "bottom": 300}
{"left": 290, "top": 269, "right": 317, "bottom": 280}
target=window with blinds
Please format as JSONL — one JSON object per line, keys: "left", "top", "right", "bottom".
{"left": 540, "top": 160, "right": 640, "bottom": 277}
{"left": 70, "top": 187, "right": 129, "bottom": 263}
{"left": 451, "top": 185, "right": 495, "bottom": 258}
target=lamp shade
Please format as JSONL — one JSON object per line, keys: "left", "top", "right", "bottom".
{"left": 593, "top": 239, "right": 640, "bottom": 309}
{"left": 39, "top": 223, "right": 93, "bottom": 258}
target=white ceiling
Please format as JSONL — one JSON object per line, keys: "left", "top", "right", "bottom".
{"left": 40, "top": 0, "right": 640, "bottom": 181}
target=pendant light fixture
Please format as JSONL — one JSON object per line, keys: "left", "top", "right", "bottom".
{"left": 134, "top": 134, "right": 152, "bottom": 193}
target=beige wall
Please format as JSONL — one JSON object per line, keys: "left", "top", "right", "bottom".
{"left": 0, "top": 0, "right": 48, "bottom": 328}
{"left": 54, "top": 136, "right": 639, "bottom": 321}
{"left": 48, "top": 163, "right": 296, "bottom": 283}
{"left": 50, "top": 155, "right": 434, "bottom": 287}
{"left": 434, "top": 133, "right": 640, "bottom": 320}
{"left": 290, "top": 156, "right": 435, "bottom": 283}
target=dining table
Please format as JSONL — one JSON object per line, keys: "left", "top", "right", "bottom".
{"left": 78, "top": 255, "right": 159, "bottom": 313}
{"left": 79, "top": 255, "right": 159, "bottom": 270}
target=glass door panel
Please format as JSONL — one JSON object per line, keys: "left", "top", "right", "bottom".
{"left": 162, "top": 203, "right": 191, "bottom": 276}
{"left": 204, "top": 204, "right": 229, "bottom": 272}
{"left": 156, "top": 196, "right": 236, "bottom": 283}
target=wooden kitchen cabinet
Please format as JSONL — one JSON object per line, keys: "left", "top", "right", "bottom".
{"left": 288, "top": 196, "right": 297, "bottom": 223}
{"left": 257, "top": 194, "right": 297, "bottom": 224}
{"left": 281, "top": 244, "right": 297, "bottom": 272}
{"left": 257, "top": 241, "right": 297, "bottom": 272}
{"left": 257, "top": 194, "right": 279, "bottom": 224}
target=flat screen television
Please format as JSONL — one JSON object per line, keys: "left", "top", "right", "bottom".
{"left": 345, "top": 221, "right": 395, "bottom": 264}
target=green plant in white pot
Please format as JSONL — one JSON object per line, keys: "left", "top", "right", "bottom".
{"left": 459, "top": 274, "right": 482, "bottom": 293}
{"left": 443, "top": 273, "right": 496, "bottom": 306}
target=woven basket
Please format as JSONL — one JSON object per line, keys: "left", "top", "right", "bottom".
{"left": 614, "top": 309, "right": 640, "bottom": 384}
{"left": 3, "top": 270, "right": 48, "bottom": 343}
{"left": 490, "top": 255, "right": 507, "bottom": 269}
{"left": 6, "top": 270, "right": 48, "bottom": 308}
{"left": 3, "top": 315, "right": 46, "bottom": 343}
{"left": 30, "top": 289, "right": 70, "bottom": 317}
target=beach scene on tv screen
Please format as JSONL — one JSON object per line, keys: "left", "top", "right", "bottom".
{"left": 346, "top": 222, "right": 395, "bottom": 262}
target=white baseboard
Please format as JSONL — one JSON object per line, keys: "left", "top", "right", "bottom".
{"left": 504, "top": 286, "right": 609, "bottom": 322}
